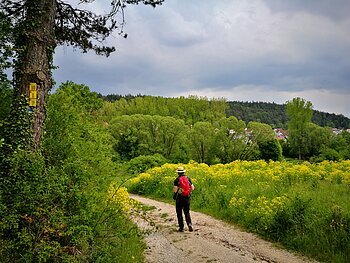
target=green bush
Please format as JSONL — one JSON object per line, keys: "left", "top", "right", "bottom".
{"left": 312, "top": 148, "right": 341, "bottom": 162}
{"left": 0, "top": 150, "right": 68, "bottom": 262}
{"left": 128, "top": 154, "right": 168, "bottom": 174}
{"left": 258, "top": 139, "right": 282, "bottom": 161}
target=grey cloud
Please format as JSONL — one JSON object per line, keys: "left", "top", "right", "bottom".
{"left": 53, "top": 0, "right": 350, "bottom": 117}
{"left": 263, "top": 0, "right": 350, "bottom": 20}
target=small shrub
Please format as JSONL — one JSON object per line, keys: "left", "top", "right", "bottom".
{"left": 259, "top": 139, "right": 282, "bottom": 161}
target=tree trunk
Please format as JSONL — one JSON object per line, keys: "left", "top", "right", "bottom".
{"left": 14, "top": 0, "right": 56, "bottom": 149}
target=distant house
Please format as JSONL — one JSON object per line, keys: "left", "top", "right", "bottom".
{"left": 244, "top": 128, "right": 252, "bottom": 136}
{"left": 228, "top": 129, "right": 246, "bottom": 140}
{"left": 274, "top": 128, "right": 288, "bottom": 141}
{"left": 330, "top": 128, "right": 350, "bottom": 135}
{"left": 331, "top": 128, "right": 342, "bottom": 135}
{"left": 242, "top": 128, "right": 253, "bottom": 144}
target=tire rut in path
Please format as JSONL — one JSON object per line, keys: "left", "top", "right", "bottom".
{"left": 130, "top": 195, "right": 317, "bottom": 263}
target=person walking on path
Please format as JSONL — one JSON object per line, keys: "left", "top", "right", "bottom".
{"left": 173, "top": 167, "right": 195, "bottom": 232}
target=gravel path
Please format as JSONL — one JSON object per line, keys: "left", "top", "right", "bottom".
{"left": 130, "top": 195, "right": 317, "bottom": 263}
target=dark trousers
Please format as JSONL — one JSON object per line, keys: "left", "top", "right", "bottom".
{"left": 176, "top": 196, "right": 192, "bottom": 229}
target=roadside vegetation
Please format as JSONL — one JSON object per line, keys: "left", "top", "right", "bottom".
{"left": 0, "top": 82, "right": 144, "bottom": 262}
{"left": 127, "top": 161, "right": 350, "bottom": 263}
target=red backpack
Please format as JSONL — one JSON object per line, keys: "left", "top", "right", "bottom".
{"left": 179, "top": 176, "right": 191, "bottom": 197}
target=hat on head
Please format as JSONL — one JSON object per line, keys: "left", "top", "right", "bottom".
{"left": 176, "top": 167, "right": 186, "bottom": 173}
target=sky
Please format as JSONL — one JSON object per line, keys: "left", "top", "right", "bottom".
{"left": 53, "top": 0, "right": 350, "bottom": 117}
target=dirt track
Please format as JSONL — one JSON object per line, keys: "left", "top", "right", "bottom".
{"left": 130, "top": 195, "right": 317, "bottom": 263}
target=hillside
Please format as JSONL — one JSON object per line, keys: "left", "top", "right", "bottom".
{"left": 227, "top": 101, "right": 350, "bottom": 129}
{"left": 98, "top": 94, "right": 350, "bottom": 129}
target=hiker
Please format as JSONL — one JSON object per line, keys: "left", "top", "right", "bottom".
{"left": 173, "top": 166, "right": 195, "bottom": 232}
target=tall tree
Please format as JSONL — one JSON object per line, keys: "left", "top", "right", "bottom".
{"left": 305, "top": 123, "right": 332, "bottom": 158}
{"left": 188, "top": 121, "right": 216, "bottom": 163}
{"left": 214, "top": 116, "right": 247, "bottom": 163}
{"left": 247, "top": 121, "right": 274, "bottom": 144}
{"left": 286, "top": 97, "right": 313, "bottom": 159}
{"left": 109, "top": 114, "right": 187, "bottom": 161}
{"left": 1, "top": 0, "right": 163, "bottom": 149}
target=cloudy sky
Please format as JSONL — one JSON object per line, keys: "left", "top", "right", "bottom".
{"left": 54, "top": 0, "right": 350, "bottom": 117}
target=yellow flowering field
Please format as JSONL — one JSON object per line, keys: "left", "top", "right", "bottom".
{"left": 127, "top": 160, "right": 350, "bottom": 262}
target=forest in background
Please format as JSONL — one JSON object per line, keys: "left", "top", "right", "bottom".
{"left": 227, "top": 101, "right": 350, "bottom": 129}
{"left": 99, "top": 94, "right": 350, "bottom": 129}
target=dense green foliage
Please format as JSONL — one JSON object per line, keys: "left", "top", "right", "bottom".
{"left": 226, "top": 101, "right": 350, "bottom": 129}
{"left": 227, "top": 101, "right": 288, "bottom": 128}
{"left": 127, "top": 154, "right": 168, "bottom": 175}
{"left": 99, "top": 95, "right": 286, "bottom": 164}
{"left": 0, "top": 11, "right": 13, "bottom": 133}
{"left": 0, "top": 81, "right": 13, "bottom": 139}
{"left": 286, "top": 97, "right": 314, "bottom": 160}
{"left": 107, "top": 114, "right": 280, "bottom": 164}
{"left": 0, "top": 82, "right": 145, "bottom": 262}
{"left": 128, "top": 161, "right": 350, "bottom": 263}
{"left": 314, "top": 131, "right": 350, "bottom": 162}
{"left": 258, "top": 139, "right": 282, "bottom": 161}
{"left": 99, "top": 94, "right": 350, "bottom": 129}
{"left": 110, "top": 114, "right": 189, "bottom": 162}
{"left": 100, "top": 95, "right": 350, "bottom": 162}
{"left": 99, "top": 95, "right": 227, "bottom": 125}
{"left": 312, "top": 111, "right": 350, "bottom": 129}
{"left": 102, "top": 95, "right": 350, "bottom": 129}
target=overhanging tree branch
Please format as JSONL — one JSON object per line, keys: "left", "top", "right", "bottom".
{"left": 1, "top": 0, "right": 164, "bottom": 149}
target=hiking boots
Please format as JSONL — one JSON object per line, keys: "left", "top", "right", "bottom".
{"left": 178, "top": 225, "right": 193, "bottom": 232}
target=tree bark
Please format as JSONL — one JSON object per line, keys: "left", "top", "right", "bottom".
{"left": 14, "top": 0, "right": 56, "bottom": 149}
